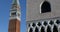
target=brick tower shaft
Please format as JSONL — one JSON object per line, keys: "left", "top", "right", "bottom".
{"left": 8, "top": 19, "right": 20, "bottom": 32}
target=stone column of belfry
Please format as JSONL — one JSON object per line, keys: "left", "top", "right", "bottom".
{"left": 8, "top": 0, "right": 20, "bottom": 32}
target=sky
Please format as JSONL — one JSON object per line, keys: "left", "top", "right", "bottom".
{"left": 0, "top": 0, "right": 26, "bottom": 32}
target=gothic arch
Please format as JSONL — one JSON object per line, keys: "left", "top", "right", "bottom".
{"left": 40, "top": 1, "right": 51, "bottom": 13}
{"left": 53, "top": 25, "right": 58, "bottom": 32}
{"left": 29, "top": 28, "right": 33, "bottom": 32}
{"left": 47, "top": 26, "right": 51, "bottom": 32}
{"left": 35, "top": 27, "right": 39, "bottom": 32}
{"left": 41, "top": 26, "right": 45, "bottom": 32}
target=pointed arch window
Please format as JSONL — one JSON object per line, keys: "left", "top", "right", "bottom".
{"left": 47, "top": 26, "right": 51, "bottom": 32}
{"left": 41, "top": 26, "right": 45, "bottom": 32}
{"left": 53, "top": 25, "right": 58, "bottom": 32}
{"left": 35, "top": 27, "right": 39, "bottom": 32}
{"left": 40, "top": 1, "right": 51, "bottom": 13}
{"left": 29, "top": 28, "right": 33, "bottom": 32}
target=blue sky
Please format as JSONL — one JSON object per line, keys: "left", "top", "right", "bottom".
{"left": 0, "top": 0, "right": 26, "bottom": 32}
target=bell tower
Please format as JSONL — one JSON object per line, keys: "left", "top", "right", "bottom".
{"left": 8, "top": 0, "right": 20, "bottom": 32}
